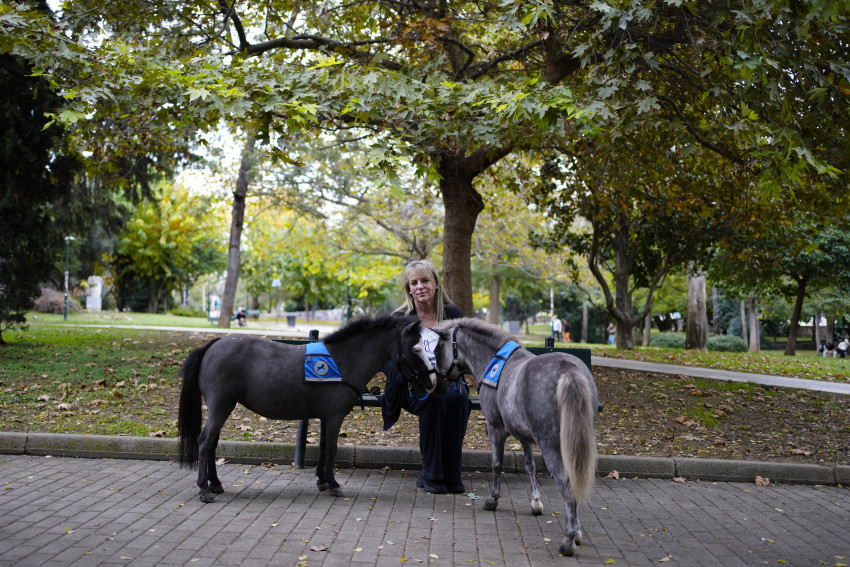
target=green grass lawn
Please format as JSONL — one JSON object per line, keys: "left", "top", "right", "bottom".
{"left": 10, "top": 314, "right": 850, "bottom": 384}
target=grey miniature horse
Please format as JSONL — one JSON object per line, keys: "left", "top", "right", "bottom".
{"left": 413, "top": 318, "right": 598, "bottom": 556}
{"left": 178, "top": 315, "right": 429, "bottom": 503}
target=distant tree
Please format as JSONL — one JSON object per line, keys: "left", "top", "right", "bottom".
{"left": 529, "top": 131, "right": 737, "bottom": 349}
{"left": 0, "top": 50, "right": 84, "bottom": 343}
{"left": 710, "top": 215, "right": 850, "bottom": 355}
{"left": 112, "top": 184, "right": 224, "bottom": 312}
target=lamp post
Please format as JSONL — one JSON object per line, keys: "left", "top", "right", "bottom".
{"left": 271, "top": 278, "right": 282, "bottom": 323}
{"left": 63, "top": 236, "right": 75, "bottom": 321}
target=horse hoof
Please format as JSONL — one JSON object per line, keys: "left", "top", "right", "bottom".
{"left": 329, "top": 487, "right": 344, "bottom": 497}
{"left": 575, "top": 530, "right": 583, "bottom": 546}
{"left": 558, "top": 539, "right": 577, "bottom": 556}
{"left": 199, "top": 492, "right": 215, "bottom": 504}
{"left": 483, "top": 498, "right": 498, "bottom": 511}
{"left": 530, "top": 498, "right": 544, "bottom": 516}
{"left": 317, "top": 482, "right": 330, "bottom": 492}
{"left": 210, "top": 483, "right": 224, "bottom": 494}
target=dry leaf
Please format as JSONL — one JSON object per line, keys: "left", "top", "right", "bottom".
{"left": 309, "top": 545, "right": 328, "bottom": 552}
{"left": 659, "top": 556, "right": 672, "bottom": 562}
{"left": 672, "top": 477, "right": 686, "bottom": 483}
{"left": 606, "top": 470, "right": 620, "bottom": 480}
{"left": 755, "top": 476, "right": 771, "bottom": 486}
{"left": 790, "top": 448, "right": 813, "bottom": 456}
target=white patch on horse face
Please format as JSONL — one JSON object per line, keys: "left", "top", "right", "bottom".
{"left": 411, "top": 341, "right": 437, "bottom": 391}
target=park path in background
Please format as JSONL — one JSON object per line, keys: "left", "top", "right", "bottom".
{"left": 592, "top": 356, "right": 850, "bottom": 395}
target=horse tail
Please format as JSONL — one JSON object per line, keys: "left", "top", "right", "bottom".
{"left": 178, "top": 338, "right": 221, "bottom": 469}
{"left": 557, "top": 360, "right": 598, "bottom": 502}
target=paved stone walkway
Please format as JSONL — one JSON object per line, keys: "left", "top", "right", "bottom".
{"left": 1, "top": 454, "right": 848, "bottom": 566}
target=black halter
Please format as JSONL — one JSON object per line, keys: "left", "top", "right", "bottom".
{"left": 440, "top": 326, "right": 464, "bottom": 382}
{"left": 394, "top": 330, "right": 439, "bottom": 389}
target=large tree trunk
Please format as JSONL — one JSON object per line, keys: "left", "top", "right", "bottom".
{"left": 740, "top": 300, "right": 748, "bottom": 346}
{"left": 613, "top": 225, "right": 635, "bottom": 349}
{"left": 711, "top": 286, "right": 718, "bottom": 333}
{"left": 685, "top": 269, "right": 708, "bottom": 350}
{"left": 784, "top": 276, "right": 808, "bottom": 356}
{"left": 438, "top": 159, "right": 483, "bottom": 316}
{"left": 436, "top": 148, "right": 511, "bottom": 316}
{"left": 814, "top": 314, "right": 821, "bottom": 352}
{"left": 747, "top": 295, "right": 760, "bottom": 353}
{"left": 581, "top": 303, "right": 588, "bottom": 343}
{"left": 218, "top": 135, "right": 255, "bottom": 329}
{"left": 487, "top": 271, "right": 501, "bottom": 325}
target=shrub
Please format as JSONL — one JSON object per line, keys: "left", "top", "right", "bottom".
{"left": 650, "top": 333, "right": 686, "bottom": 349}
{"left": 708, "top": 335, "right": 748, "bottom": 352}
{"left": 168, "top": 306, "right": 205, "bottom": 318}
{"left": 33, "top": 288, "right": 81, "bottom": 314}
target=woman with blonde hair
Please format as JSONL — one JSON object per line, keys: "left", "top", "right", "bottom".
{"left": 380, "top": 259, "right": 470, "bottom": 494}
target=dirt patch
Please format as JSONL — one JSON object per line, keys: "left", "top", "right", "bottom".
{"left": 2, "top": 330, "right": 848, "bottom": 466}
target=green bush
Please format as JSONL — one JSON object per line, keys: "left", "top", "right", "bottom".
{"left": 707, "top": 334, "right": 748, "bottom": 352}
{"left": 167, "top": 306, "right": 205, "bottom": 318}
{"left": 650, "top": 333, "right": 686, "bottom": 349}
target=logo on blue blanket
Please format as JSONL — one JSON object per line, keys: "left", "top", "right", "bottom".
{"left": 305, "top": 342, "right": 343, "bottom": 382}
{"left": 481, "top": 341, "right": 521, "bottom": 388}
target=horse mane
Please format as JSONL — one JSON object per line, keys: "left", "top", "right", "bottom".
{"left": 445, "top": 317, "right": 519, "bottom": 346}
{"left": 323, "top": 314, "right": 416, "bottom": 345}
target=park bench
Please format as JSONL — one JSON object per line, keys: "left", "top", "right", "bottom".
{"left": 276, "top": 333, "right": 597, "bottom": 469}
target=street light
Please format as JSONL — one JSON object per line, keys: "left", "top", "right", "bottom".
{"left": 64, "top": 236, "right": 75, "bottom": 321}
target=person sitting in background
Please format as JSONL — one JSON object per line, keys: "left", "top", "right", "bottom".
{"left": 837, "top": 338, "right": 849, "bottom": 359}
{"left": 823, "top": 342, "right": 836, "bottom": 357}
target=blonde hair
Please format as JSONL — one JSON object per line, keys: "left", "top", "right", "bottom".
{"left": 395, "top": 259, "right": 454, "bottom": 322}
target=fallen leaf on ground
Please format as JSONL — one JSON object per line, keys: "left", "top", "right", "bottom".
{"left": 606, "top": 470, "right": 620, "bottom": 479}
{"left": 672, "top": 477, "right": 686, "bottom": 483}
{"left": 755, "top": 476, "right": 771, "bottom": 486}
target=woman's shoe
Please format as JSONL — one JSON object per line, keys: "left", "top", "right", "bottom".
{"left": 416, "top": 475, "right": 447, "bottom": 494}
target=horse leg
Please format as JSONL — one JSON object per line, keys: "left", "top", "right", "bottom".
{"left": 484, "top": 427, "right": 508, "bottom": 512}
{"left": 317, "top": 415, "right": 346, "bottom": 497}
{"left": 315, "top": 419, "right": 329, "bottom": 492}
{"left": 521, "top": 439, "right": 544, "bottom": 516}
{"left": 541, "top": 446, "right": 582, "bottom": 556}
{"left": 207, "top": 434, "right": 224, "bottom": 494}
{"left": 196, "top": 401, "right": 236, "bottom": 503}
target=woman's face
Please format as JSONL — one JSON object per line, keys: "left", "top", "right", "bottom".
{"left": 407, "top": 270, "right": 437, "bottom": 306}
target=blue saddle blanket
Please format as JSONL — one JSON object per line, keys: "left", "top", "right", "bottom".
{"left": 304, "top": 342, "right": 343, "bottom": 382}
{"left": 480, "top": 341, "right": 521, "bottom": 389}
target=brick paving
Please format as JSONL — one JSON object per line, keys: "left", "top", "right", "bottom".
{"left": 1, "top": 454, "right": 848, "bottom": 566}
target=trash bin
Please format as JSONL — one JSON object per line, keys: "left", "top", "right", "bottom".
{"left": 287, "top": 315, "right": 296, "bottom": 327}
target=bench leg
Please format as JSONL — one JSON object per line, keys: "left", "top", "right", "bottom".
{"left": 294, "top": 419, "right": 309, "bottom": 469}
